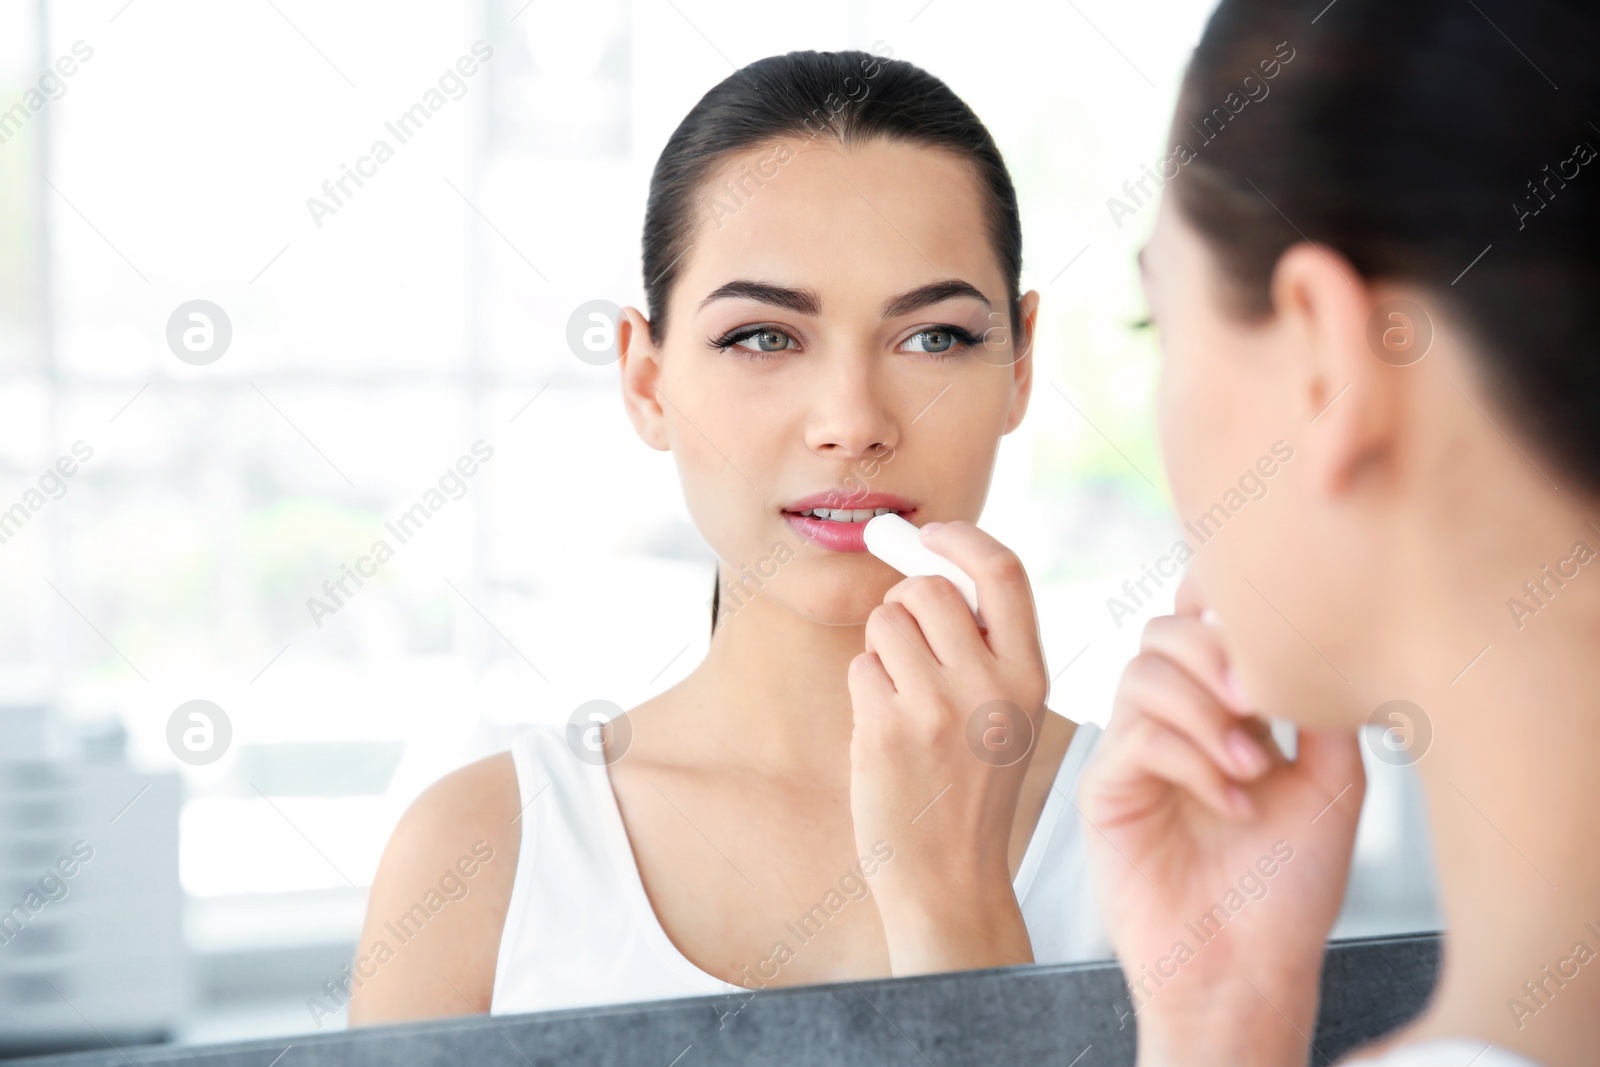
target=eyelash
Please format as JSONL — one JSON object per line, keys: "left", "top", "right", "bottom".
{"left": 706, "top": 324, "right": 986, "bottom": 361}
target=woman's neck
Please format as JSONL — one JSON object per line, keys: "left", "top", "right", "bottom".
{"left": 1394, "top": 579, "right": 1600, "bottom": 1066}
{"left": 675, "top": 586, "right": 868, "bottom": 781}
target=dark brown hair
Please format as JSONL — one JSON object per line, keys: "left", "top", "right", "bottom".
{"left": 1172, "top": 0, "right": 1599, "bottom": 487}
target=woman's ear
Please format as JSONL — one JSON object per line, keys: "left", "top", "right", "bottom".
{"left": 1269, "top": 244, "right": 1404, "bottom": 498}
{"left": 617, "top": 306, "right": 670, "bottom": 451}
{"left": 1002, "top": 289, "right": 1040, "bottom": 434}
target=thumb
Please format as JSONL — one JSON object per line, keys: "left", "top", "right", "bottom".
{"left": 1292, "top": 726, "right": 1367, "bottom": 810}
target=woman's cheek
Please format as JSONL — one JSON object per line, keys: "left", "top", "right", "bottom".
{"left": 1156, "top": 356, "right": 1204, "bottom": 517}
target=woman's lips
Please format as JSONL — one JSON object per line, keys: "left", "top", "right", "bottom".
{"left": 782, "top": 508, "right": 917, "bottom": 552}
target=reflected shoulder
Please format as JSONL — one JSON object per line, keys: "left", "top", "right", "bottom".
{"left": 348, "top": 753, "right": 521, "bottom": 1026}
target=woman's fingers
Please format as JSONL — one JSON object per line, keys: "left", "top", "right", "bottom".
{"left": 1138, "top": 612, "right": 1246, "bottom": 711}
{"left": 1096, "top": 713, "right": 1253, "bottom": 822}
{"left": 1116, "top": 650, "right": 1275, "bottom": 782}
{"left": 862, "top": 601, "right": 939, "bottom": 699}
{"left": 915, "top": 521, "right": 1042, "bottom": 668}
{"left": 848, "top": 650, "right": 897, "bottom": 707}
{"left": 1292, "top": 725, "right": 1367, "bottom": 806}
{"left": 883, "top": 574, "right": 988, "bottom": 667}
{"left": 1169, "top": 574, "right": 1257, "bottom": 714}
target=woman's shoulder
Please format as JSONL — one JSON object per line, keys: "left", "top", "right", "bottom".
{"left": 348, "top": 751, "right": 524, "bottom": 1023}
{"left": 397, "top": 750, "right": 524, "bottom": 857}
{"left": 1012, "top": 710, "right": 1095, "bottom": 857}
{"left": 1041, "top": 709, "right": 1101, "bottom": 773}
{"left": 382, "top": 722, "right": 606, "bottom": 876}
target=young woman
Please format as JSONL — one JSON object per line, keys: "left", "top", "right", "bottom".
{"left": 1080, "top": 1, "right": 1599, "bottom": 1065}
{"left": 347, "top": 50, "right": 1111, "bottom": 1022}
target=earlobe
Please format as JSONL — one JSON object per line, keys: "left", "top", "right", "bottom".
{"left": 617, "top": 307, "right": 671, "bottom": 451}
{"left": 1271, "top": 245, "right": 1402, "bottom": 497}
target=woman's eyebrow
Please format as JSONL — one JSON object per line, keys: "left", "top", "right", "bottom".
{"left": 698, "top": 280, "right": 820, "bottom": 315}
{"left": 879, "top": 279, "right": 989, "bottom": 318}
{"left": 696, "top": 278, "right": 991, "bottom": 318}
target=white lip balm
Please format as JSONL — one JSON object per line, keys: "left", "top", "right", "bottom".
{"left": 863, "top": 513, "right": 983, "bottom": 622}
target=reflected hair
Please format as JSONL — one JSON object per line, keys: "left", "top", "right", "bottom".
{"left": 1172, "top": 0, "right": 1600, "bottom": 489}
{"left": 638, "top": 49, "right": 1026, "bottom": 633}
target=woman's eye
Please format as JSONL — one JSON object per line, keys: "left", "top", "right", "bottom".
{"left": 712, "top": 325, "right": 978, "bottom": 358}
{"left": 710, "top": 326, "right": 798, "bottom": 356}
{"left": 907, "top": 328, "right": 955, "bottom": 354}
{"left": 903, "top": 327, "right": 978, "bottom": 355}
{"left": 741, "top": 329, "right": 794, "bottom": 352}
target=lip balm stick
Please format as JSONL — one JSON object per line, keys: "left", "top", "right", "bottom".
{"left": 863, "top": 513, "right": 984, "bottom": 625}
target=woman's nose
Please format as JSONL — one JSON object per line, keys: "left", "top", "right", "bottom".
{"left": 802, "top": 358, "right": 899, "bottom": 460}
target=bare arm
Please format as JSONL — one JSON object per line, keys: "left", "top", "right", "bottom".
{"left": 347, "top": 752, "right": 521, "bottom": 1025}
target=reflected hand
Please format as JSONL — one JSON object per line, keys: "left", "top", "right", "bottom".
{"left": 846, "top": 520, "right": 1048, "bottom": 975}
{"left": 1077, "top": 575, "right": 1365, "bottom": 1067}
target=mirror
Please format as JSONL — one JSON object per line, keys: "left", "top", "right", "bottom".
{"left": 0, "top": 0, "right": 1439, "bottom": 1059}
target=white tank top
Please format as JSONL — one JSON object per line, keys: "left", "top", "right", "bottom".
{"left": 1345, "top": 1041, "right": 1544, "bottom": 1066}
{"left": 491, "top": 719, "right": 1111, "bottom": 1014}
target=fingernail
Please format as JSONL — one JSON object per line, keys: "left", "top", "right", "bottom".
{"left": 1227, "top": 727, "right": 1268, "bottom": 777}
{"left": 919, "top": 521, "right": 944, "bottom": 535}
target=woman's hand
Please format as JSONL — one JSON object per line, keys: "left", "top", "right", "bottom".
{"left": 846, "top": 520, "right": 1049, "bottom": 975}
{"left": 1077, "top": 575, "right": 1365, "bottom": 1067}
